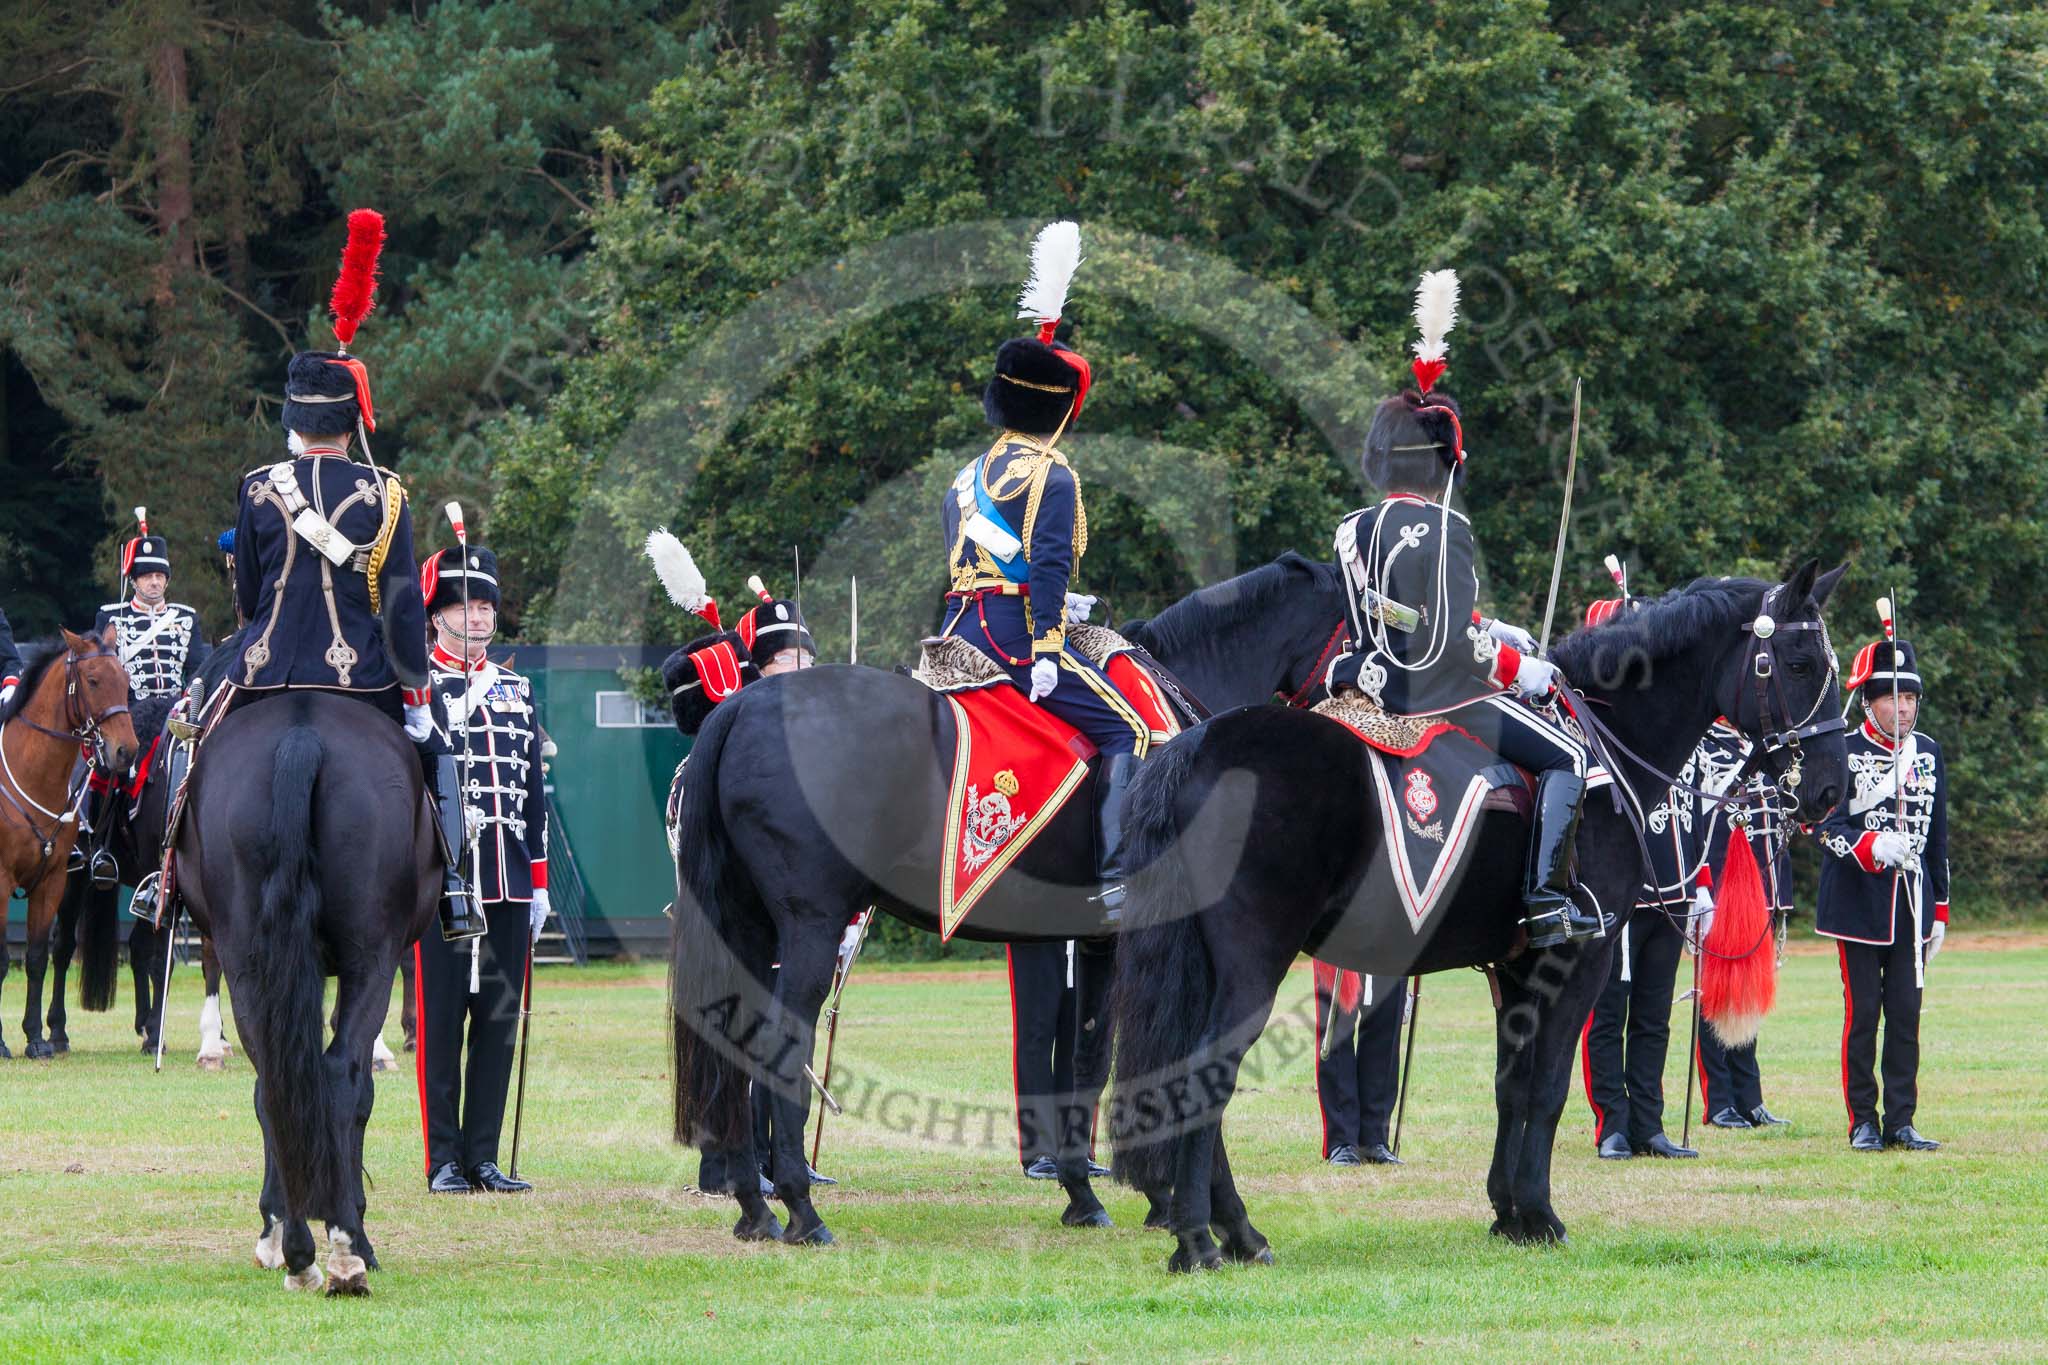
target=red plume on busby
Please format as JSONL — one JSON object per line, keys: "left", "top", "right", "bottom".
{"left": 329, "top": 209, "right": 386, "bottom": 350}
{"left": 1698, "top": 825, "right": 1777, "bottom": 1048}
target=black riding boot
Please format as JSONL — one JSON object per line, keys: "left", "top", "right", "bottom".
{"left": 1521, "top": 770, "right": 1603, "bottom": 949}
{"left": 73, "top": 775, "right": 121, "bottom": 888}
{"left": 1094, "top": 752, "right": 1141, "bottom": 917}
{"left": 426, "top": 753, "right": 484, "bottom": 942}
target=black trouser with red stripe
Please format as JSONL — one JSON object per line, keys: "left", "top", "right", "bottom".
{"left": 416, "top": 899, "right": 528, "bottom": 1178}
{"left": 1697, "top": 1028, "right": 1764, "bottom": 1118}
{"left": 1838, "top": 935, "right": 1923, "bottom": 1136}
{"left": 1008, "top": 941, "right": 1097, "bottom": 1166}
{"left": 1313, "top": 978, "right": 1402, "bottom": 1156}
{"left": 1581, "top": 906, "right": 1684, "bottom": 1147}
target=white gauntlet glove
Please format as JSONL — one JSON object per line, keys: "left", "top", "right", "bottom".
{"left": 1687, "top": 884, "right": 1715, "bottom": 955}
{"left": 403, "top": 702, "right": 434, "bottom": 742}
{"left": 1028, "top": 657, "right": 1058, "bottom": 702}
{"left": 1486, "top": 619, "right": 1539, "bottom": 655}
{"left": 528, "top": 887, "right": 551, "bottom": 945}
{"left": 1511, "top": 655, "right": 1558, "bottom": 698}
{"left": 1872, "top": 831, "right": 1912, "bottom": 868}
{"left": 1063, "top": 592, "right": 1097, "bottom": 625}
{"left": 1925, "top": 920, "right": 1946, "bottom": 963}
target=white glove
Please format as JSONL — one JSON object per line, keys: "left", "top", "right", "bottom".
{"left": 1687, "top": 884, "right": 1715, "bottom": 954}
{"left": 1486, "top": 619, "right": 1539, "bottom": 654}
{"left": 1872, "top": 830, "right": 1912, "bottom": 868}
{"left": 1028, "top": 657, "right": 1058, "bottom": 702}
{"left": 0, "top": 680, "right": 15, "bottom": 708}
{"left": 1925, "top": 920, "right": 1946, "bottom": 963}
{"left": 1511, "top": 655, "right": 1558, "bottom": 698}
{"left": 403, "top": 702, "right": 434, "bottom": 741}
{"left": 528, "top": 888, "right": 551, "bottom": 944}
{"left": 838, "top": 920, "right": 863, "bottom": 968}
{"left": 1063, "top": 592, "right": 1097, "bottom": 625}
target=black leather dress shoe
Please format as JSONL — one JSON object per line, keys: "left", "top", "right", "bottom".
{"left": 1361, "top": 1142, "right": 1404, "bottom": 1166}
{"left": 1748, "top": 1105, "right": 1792, "bottom": 1127}
{"left": 803, "top": 1163, "right": 837, "bottom": 1187}
{"left": 1024, "top": 1155, "right": 1059, "bottom": 1180}
{"left": 1850, "top": 1121, "right": 1884, "bottom": 1152}
{"left": 469, "top": 1161, "right": 532, "bottom": 1193}
{"left": 1086, "top": 1158, "right": 1111, "bottom": 1178}
{"left": 1640, "top": 1133, "right": 1698, "bottom": 1159}
{"left": 1597, "top": 1133, "right": 1633, "bottom": 1160}
{"left": 428, "top": 1162, "right": 474, "bottom": 1193}
{"left": 1707, "top": 1107, "right": 1753, "bottom": 1129}
{"left": 1885, "top": 1125, "right": 1941, "bottom": 1151}
{"left": 1326, "top": 1144, "right": 1363, "bottom": 1167}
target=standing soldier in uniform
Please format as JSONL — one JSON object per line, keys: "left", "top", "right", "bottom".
{"left": 1817, "top": 634, "right": 1949, "bottom": 1153}
{"left": 76, "top": 513, "right": 209, "bottom": 884}
{"left": 1312, "top": 965, "right": 1405, "bottom": 1166}
{"left": 414, "top": 543, "right": 551, "bottom": 1193}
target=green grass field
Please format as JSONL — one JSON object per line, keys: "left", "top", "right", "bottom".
{"left": 3, "top": 934, "right": 2044, "bottom": 1362}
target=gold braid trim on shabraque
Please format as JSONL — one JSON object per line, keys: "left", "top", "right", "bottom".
{"left": 1312, "top": 692, "right": 1436, "bottom": 751}
{"left": 364, "top": 473, "right": 406, "bottom": 615}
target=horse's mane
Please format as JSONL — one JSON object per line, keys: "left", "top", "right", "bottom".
{"left": 1136, "top": 552, "right": 1341, "bottom": 659}
{"left": 1551, "top": 576, "right": 1768, "bottom": 690}
{"left": 0, "top": 642, "right": 67, "bottom": 725}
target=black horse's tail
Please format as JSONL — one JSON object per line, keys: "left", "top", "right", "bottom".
{"left": 75, "top": 875, "right": 122, "bottom": 1012}
{"left": 1109, "top": 735, "right": 1216, "bottom": 1192}
{"left": 669, "top": 700, "right": 770, "bottom": 1152}
{"left": 247, "top": 725, "right": 337, "bottom": 1217}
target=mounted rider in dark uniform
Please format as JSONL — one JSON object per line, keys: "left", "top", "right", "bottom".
{"left": 220, "top": 209, "right": 479, "bottom": 941}
{"left": 1323, "top": 270, "right": 1602, "bottom": 949}
{"left": 939, "top": 221, "right": 1148, "bottom": 912}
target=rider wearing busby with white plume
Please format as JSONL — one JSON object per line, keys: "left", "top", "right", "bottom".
{"left": 1325, "top": 269, "right": 1603, "bottom": 947}
{"left": 940, "top": 220, "right": 1148, "bottom": 912}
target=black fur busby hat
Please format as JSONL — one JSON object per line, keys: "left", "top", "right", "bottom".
{"left": 282, "top": 351, "right": 365, "bottom": 436}
{"left": 422, "top": 545, "right": 501, "bottom": 615}
{"left": 122, "top": 507, "right": 170, "bottom": 579}
{"left": 1363, "top": 269, "right": 1467, "bottom": 492}
{"left": 662, "top": 629, "right": 759, "bottom": 736}
{"left": 1847, "top": 637, "right": 1922, "bottom": 701}
{"left": 737, "top": 575, "right": 816, "bottom": 669}
{"left": 984, "top": 222, "right": 1091, "bottom": 439}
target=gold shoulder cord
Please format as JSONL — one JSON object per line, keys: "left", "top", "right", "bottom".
{"left": 365, "top": 473, "right": 406, "bottom": 615}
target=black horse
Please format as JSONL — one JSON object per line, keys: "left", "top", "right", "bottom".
{"left": 174, "top": 691, "right": 437, "bottom": 1293}
{"left": 670, "top": 553, "right": 1350, "bottom": 1246}
{"left": 1107, "top": 563, "right": 1848, "bottom": 1272}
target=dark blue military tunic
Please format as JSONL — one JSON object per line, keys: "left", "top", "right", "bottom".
{"left": 230, "top": 442, "right": 429, "bottom": 699}
{"left": 940, "top": 435, "right": 1146, "bottom": 758}
{"left": 1816, "top": 719, "right": 1950, "bottom": 946}
{"left": 427, "top": 646, "right": 549, "bottom": 904}
{"left": 94, "top": 599, "right": 208, "bottom": 700}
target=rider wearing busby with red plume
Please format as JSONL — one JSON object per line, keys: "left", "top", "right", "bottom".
{"left": 225, "top": 209, "right": 479, "bottom": 940}
{"left": 1324, "top": 271, "right": 1602, "bottom": 947}
{"left": 939, "top": 221, "right": 1149, "bottom": 913}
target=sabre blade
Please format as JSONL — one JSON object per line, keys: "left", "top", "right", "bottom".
{"left": 1536, "top": 378, "right": 1583, "bottom": 653}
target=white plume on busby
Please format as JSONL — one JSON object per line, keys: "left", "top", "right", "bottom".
{"left": 645, "top": 527, "right": 721, "bottom": 630}
{"left": 1408, "top": 269, "right": 1460, "bottom": 395}
{"left": 1017, "top": 220, "right": 1082, "bottom": 332}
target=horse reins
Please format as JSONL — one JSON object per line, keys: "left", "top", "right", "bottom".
{"left": 1553, "top": 586, "right": 1844, "bottom": 960}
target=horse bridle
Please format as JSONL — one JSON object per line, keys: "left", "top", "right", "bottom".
{"left": 1, "top": 644, "right": 135, "bottom": 842}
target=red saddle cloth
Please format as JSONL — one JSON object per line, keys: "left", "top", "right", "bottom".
{"left": 938, "top": 656, "right": 1183, "bottom": 940}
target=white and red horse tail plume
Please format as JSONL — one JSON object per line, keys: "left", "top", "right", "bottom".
{"left": 1408, "top": 268, "right": 1460, "bottom": 395}
{"left": 1017, "top": 220, "right": 1083, "bottom": 343}
{"left": 646, "top": 528, "right": 720, "bottom": 630}
{"left": 329, "top": 209, "right": 386, "bottom": 350}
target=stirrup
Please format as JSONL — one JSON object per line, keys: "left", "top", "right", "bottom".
{"left": 89, "top": 848, "right": 120, "bottom": 890}
{"left": 1521, "top": 900, "right": 1605, "bottom": 950}
{"left": 440, "top": 884, "right": 486, "bottom": 942}
{"left": 129, "top": 872, "right": 162, "bottom": 923}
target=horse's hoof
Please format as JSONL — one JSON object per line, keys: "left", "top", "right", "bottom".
{"left": 198, "top": 1054, "right": 225, "bottom": 1072}
{"left": 24, "top": 1040, "right": 54, "bottom": 1060}
{"left": 733, "top": 1211, "right": 784, "bottom": 1243}
{"left": 1220, "top": 1235, "right": 1274, "bottom": 1265}
{"left": 371, "top": 1056, "right": 394, "bottom": 1073}
{"left": 783, "top": 1221, "right": 836, "bottom": 1247}
{"left": 1166, "top": 1248, "right": 1225, "bottom": 1274}
{"left": 1061, "top": 1204, "right": 1113, "bottom": 1229}
{"left": 50, "top": 1036, "right": 69, "bottom": 1055}
{"left": 0, "top": 1040, "right": 12, "bottom": 1060}
{"left": 283, "top": 1265, "right": 324, "bottom": 1291}
{"left": 325, "top": 1270, "right": 370, "bottom": 1297}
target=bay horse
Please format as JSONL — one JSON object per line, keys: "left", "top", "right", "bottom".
{"left": 670, "top": 553, "right": 1350, "bottom": 1246}
{"left": 1106, "top": 563, "right": 1850, "bottom": 1270}
{"left": 0, "top": 629, "right": 139, "bottom": 1059}
{"left": 174, "top": 690, "right": 438, "bottom": 1293}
